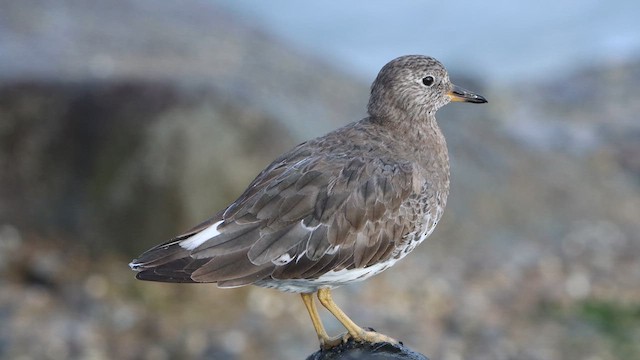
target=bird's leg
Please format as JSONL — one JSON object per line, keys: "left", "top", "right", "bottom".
{"left": 300, "top": 293, "right": 343, "bottom": 348}
{"left": 317, "top": 288, "right": 398, "bottom": 345}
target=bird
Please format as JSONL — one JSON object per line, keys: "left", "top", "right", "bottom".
{"left": 129, "top": 55, "right": 487, "bottom": 349}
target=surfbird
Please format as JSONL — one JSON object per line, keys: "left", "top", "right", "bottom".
{"left": 129, "top": 55, "right": 487, "bottom": 348}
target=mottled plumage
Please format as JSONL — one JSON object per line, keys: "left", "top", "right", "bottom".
{"left": 130, "top": 55, "right": 486, "bottom": 348}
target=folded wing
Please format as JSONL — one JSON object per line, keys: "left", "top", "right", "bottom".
{"left": 130, "top": 145, "right": 416, "bottom": 287}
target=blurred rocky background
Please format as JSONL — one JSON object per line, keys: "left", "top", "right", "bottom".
{"left": 1, "top": 1, "right": 639, "bottom": 359}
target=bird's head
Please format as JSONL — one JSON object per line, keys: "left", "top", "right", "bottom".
{"left": 367, "top": 55, "right": 487, "bottom": 121}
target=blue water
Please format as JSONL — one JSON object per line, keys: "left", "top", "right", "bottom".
{"left": 217, "top": 0, "right": 640, "bottom": 84}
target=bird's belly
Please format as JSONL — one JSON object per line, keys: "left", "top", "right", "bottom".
{"left": 254, "top": 256, "right": 399, "bottom": 293}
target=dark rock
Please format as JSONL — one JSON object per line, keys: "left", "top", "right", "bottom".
{"left": 306, "top": 341, "right": 429, "bottom": 360}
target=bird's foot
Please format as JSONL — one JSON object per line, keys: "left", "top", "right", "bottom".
{"left": 352, "top": 327, "right": 399, "bottom": 345}
{"left": 320, "top": 328, "right": 399, "bottom": 350}
{"left": 319, "top": 332, "right": 350, "bottom": 349}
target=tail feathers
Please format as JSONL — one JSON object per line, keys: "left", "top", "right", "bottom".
{"left": 130, "top": 239, "right": 275, "bottom": 286}
{"left": 191, "top": 248, "right": 274, "bottom": 283}
{"left": 135, "top": 257, "right": 208, "bottom": 283}
{"left": 217, "top": 267, "right": 275, "bottom": 288}
{"left": 129, "top": 241, "right": 189, "bottom": 271}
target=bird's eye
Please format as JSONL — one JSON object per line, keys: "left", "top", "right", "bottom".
{"left": 422, "top": 76, "right": 435, "bottom": 87}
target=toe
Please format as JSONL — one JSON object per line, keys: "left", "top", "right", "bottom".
{"left": 358, "top": 330, "right": 398, "bottom": 345}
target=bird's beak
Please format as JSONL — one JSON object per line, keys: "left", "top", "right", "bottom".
{"left": 448, "top": 84, "right": 487, "bottom": 103}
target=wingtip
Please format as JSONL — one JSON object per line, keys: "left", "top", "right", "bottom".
{"left": 129, "top": 259, "right": 143, "bottom": 271}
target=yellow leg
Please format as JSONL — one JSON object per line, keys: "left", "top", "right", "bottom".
{"left": 300, "top": 293, "right": 343, "bottom": 348}
{"left": 317, "top": 288, "right": 398, "bottom": 345}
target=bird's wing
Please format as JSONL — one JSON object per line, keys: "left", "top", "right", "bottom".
{"left": 131, "top": 145, "right": 416, "bottom": 285}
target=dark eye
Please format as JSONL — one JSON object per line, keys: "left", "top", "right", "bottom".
{"left": 422, "top": 76, "right": 435, "bottom": 86}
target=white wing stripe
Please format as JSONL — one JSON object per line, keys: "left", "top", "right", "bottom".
{"left": 179, "top": 220, "right": 224, "bottom": 250}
